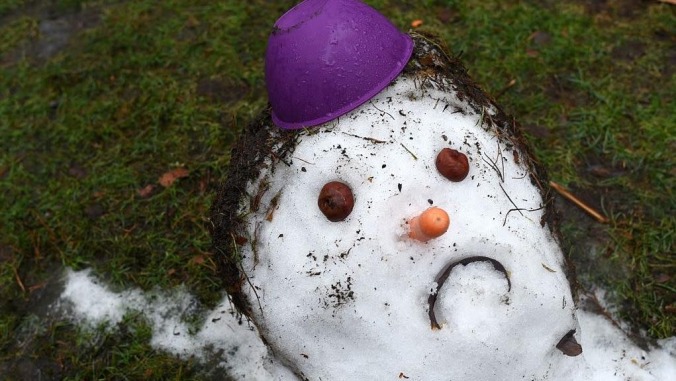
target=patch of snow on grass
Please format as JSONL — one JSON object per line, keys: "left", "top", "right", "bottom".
{"left": 58, "top": 268, "right": 292, "bottom": 380}
{"left": 577, "top": 307, "right": 676, "bottom": 380}
{"left": 57, "top": 268, "right": 674, "bottom": 380}
{"left": 60, "top": 268, "right": 143, "bottom": 326}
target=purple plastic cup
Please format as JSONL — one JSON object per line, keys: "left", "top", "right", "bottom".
{"left": 265, "top": 0, "right": 414, "bottom": 130}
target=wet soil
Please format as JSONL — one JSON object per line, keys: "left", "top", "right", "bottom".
{"left": 555, "top": 185, "right": 619, "bottom": 286}
{"left": 1, "top": 1, "right": 103, "bottom": 66}
{"left": 1, "top": 4, "right": 106, "bottom": 378}
{"left": 196, "top": 78, "right": 250, "bottom": 106}
{"left": 0, "top": 269, "right": 66, "bottom": 381}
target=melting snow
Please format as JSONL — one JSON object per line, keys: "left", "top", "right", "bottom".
{"left": 57, "top": 268, "right": 291, "bottom": 379}
{"left": 58, "top": 268, "right": 674, "bottom": 380}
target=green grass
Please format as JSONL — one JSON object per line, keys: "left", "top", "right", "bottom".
{"left": 0, "top": 0, "right": 674, "bottom": 378}
{"left": 0, "top": 0, "right": 25, "bottom": 17}
{"left": 0, "top": 15, "right": 37, "bottom": 53}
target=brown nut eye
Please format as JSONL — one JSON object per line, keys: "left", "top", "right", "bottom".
{"left": 435, "top": 148, "right": 469, "bottom": 182}
{"left": 318, "top": 181, "right": 354, "bottom": 222}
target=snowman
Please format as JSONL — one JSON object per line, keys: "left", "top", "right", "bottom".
{"left": 211, "top": 0, "right": 592, "bottom": 379}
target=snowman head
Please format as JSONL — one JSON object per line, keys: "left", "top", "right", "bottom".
{"left": 210, "top": 3, "right": 583, "bottom": 379}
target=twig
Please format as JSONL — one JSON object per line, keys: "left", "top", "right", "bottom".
{"left": 495, "top": 79, "right": 516, "bottom": 99}
{"left": 231, "top": 234, "right": 263, "bottom": 315}
{"left": 265, "top": 190, "right": 282, "bottom": 222}
{"left": 549, "top": 181, "right": 609, "bottom": 224}
{"left": 341, "top": 132, "right": 387, "bottom": 144}
{"left": 482, "top": 144, "right": 505, "bottom": 182}
{"left": 400, "top": 143, "right": 418, "bottom": 160}
{"left": 370, "top": 101, "right": 395, "bottom": 120}
{"left": 503, "top": 205, "right": 544, "bottom": 226}
{"left": 12, "top": 266, "right": 25, "bottom": 293}
{"left": 499, "top": 183, "right": 524, "bottom": 218}
{"left": 475, "top": 106, "right": 485, "bottom": 128}
{"left": 541, "top": 263, "right": 557, "bottom": 272}
{"left": 268, "top": 148, "right": 292, "bottom": 167}
{"left": 292, "top": 156, "right": 315, "bottom": 165}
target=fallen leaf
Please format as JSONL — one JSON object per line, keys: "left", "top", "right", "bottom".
{"left": 159, "top": 167, "right": 190, "bottom": 187}
{"left": 658, "top": 0, "right": 676, "bottom": 4}
{"left": 137, "top": 184, "right": 156, "bottom": 198}
{"left": 411, "top": 19, "right": 423, "bottom": 28}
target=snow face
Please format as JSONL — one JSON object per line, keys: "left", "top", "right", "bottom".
{"left": 238, "top": 72, "right": 583, "bottom": 379}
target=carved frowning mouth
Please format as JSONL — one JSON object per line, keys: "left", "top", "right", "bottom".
{"left": 427, "top": 256, "right": 583, "bottom": 357}
{"left": 428, "top": 256, "right": 511, "bottom": 330}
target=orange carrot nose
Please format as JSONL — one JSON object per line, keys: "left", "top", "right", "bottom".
{"left": 408, "top": 207, "right": 450, "bottom": 242}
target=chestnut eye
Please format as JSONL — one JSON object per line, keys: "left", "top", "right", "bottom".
{"left": 435, "top": 148, "right": 469, "bottom": 182}
{"left": 318, "top": 181, "right": 354, "bottom": 222}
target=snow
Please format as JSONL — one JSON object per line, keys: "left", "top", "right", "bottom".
{"left": 60, "top": 268, "right": 143, "bottom": 326}
{"left": 57, "top": 268, "right": 675, "bottom": 380}
{"left": 577, "top": 305, "right": 676, "bottom": 380}
{"left": 57, "top": 268, "right": 287, "bottom": 380}
{"left": 435, "top": 261, "right": 511, "bottom": 334}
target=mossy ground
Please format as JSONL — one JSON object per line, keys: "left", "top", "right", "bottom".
{"left": 0, "top": 0, "right": 673, "bottom": 379}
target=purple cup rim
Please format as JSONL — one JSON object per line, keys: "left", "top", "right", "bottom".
{"left": 272, "top": 33, "right": 414, "bottom": 130}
